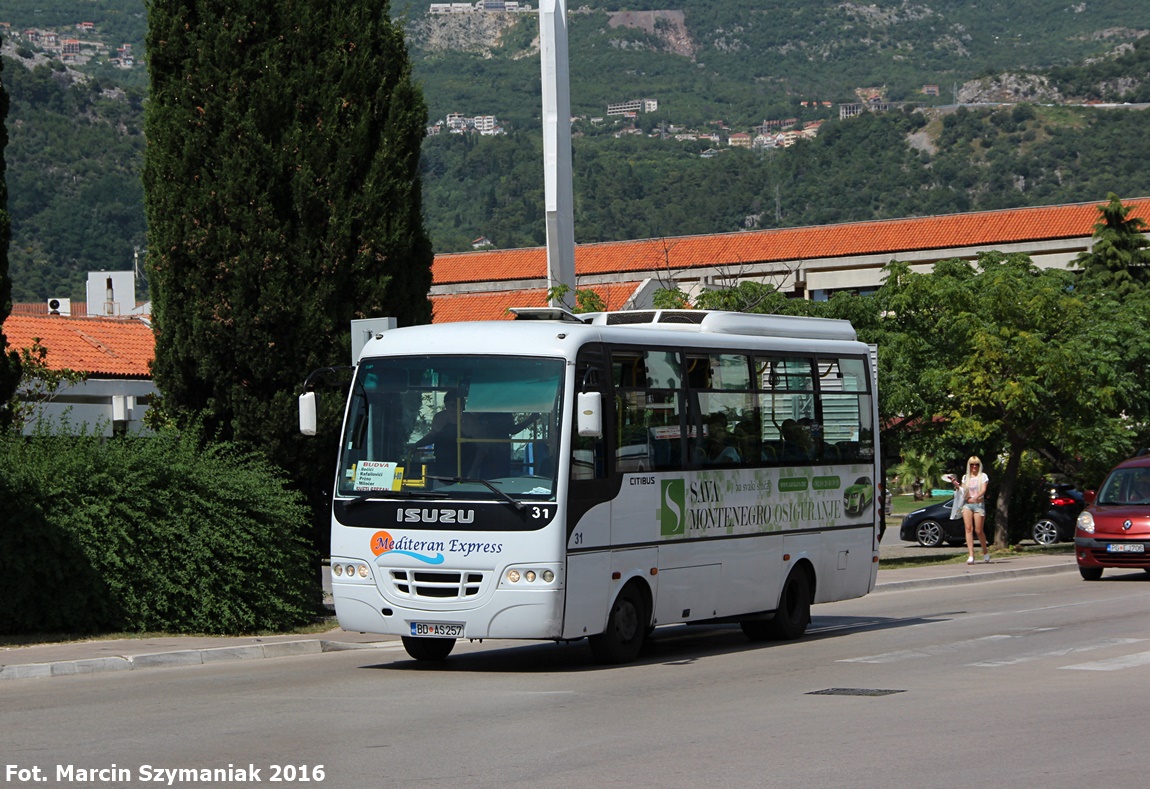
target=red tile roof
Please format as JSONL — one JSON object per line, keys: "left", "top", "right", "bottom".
{"left": 431, "top": 282, "right": 639, "bottom": 323}
{"left": 433, "top": 197, "right": 1150, "bottom": 285}
{"left": 10, "top": 302, "right": 91, "bottom": 317}
{"left": 2, "top": 315, "right": 154, "bottom": 377}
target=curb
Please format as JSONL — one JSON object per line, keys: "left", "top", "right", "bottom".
{"left": 874, "top": 561, "right": 1077, "bottom": 593}
{"left": 0, "top": 639, "right": 399, "bottom": 682}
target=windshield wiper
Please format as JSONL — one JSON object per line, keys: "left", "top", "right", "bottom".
{"left": 340, "top": 489, "right": 449, "bottom": 510}
{"left": 426, "top": 475, "right": 525, "bottom": 511}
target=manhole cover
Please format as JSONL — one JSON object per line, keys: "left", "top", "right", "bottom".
{"left": 807, "top": 688, "right": 906, "bottom": 697}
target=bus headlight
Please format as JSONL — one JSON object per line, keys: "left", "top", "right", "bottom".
{"left": 330, "top": 560, "right": 372, "bottom": 581}
{"left": 503, "top": 566, "right": 559, "bottom": 587}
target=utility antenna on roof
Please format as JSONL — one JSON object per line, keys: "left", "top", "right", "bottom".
{"left": 540, "top": 0, "right": 576, "bottom": 306}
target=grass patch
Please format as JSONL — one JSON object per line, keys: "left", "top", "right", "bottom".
{"left": 880, "top": 541, "right": 1075, "bottom": 570}
{"left": 880, "top": 553, "right": 971, "bottom": 569}
{"left": 996, "top": 543, "right": 1075, "bottom": 556}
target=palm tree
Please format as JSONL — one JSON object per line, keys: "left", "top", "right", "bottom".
{"left": 893, "top": 449, "right": 946, "bottom": 500}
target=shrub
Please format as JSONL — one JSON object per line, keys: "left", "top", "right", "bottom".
{"left": 0, "top": 427, "right": 324, "bottom": 635}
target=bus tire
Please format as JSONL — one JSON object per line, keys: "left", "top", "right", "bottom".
{"left": 739, "top": 618, "right": 771, "bottom": 642}
{"left": 401, "top": 636, "right": 456, "bottom": 661}
{"left": 765, "top": 567, "right": 812, "bottom": 641}
{"left": 588, "top": 582, "right": 648, "bottom": 664}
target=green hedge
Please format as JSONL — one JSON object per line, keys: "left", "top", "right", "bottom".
{"left": 0, "top": 428, "right": 324, "bottom": 635}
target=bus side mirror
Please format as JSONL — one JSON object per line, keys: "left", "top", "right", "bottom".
{"left": 577, "top": 392, "right": 602, "bottom": 437}
{"left": 299, "top": 391, "right": 318, "bottom": 436}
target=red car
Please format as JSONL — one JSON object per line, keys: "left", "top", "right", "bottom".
{"left": 1075, "top": 454, "right": 1150, "bottom": 580}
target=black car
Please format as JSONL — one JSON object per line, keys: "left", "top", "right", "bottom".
{"left": 899, "top": 496, "right": 969, "bottom": 547}
{"left": 1031, "top": 483, "right": 1087, "bottom": 545}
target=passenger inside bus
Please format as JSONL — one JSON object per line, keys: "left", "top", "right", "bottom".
{"left": 732, "top": 413, "right": 764, "bottom": 462}
{"left": 780, "top": 418, "right": 816, "bottom": 462}
{"left": 414, "top": 391, "right": 466, "bottom": 477}
{"left": 694, "top": 415, "right": 741, "bottom": 465}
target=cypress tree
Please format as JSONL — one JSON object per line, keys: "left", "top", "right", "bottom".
{"left": 1, "top": 49, "right": 24, "bottom": 431}
{"left": 143, "top": 1, "right": 432, "bottom": 529}
{"left": 1074, "top": 193, "right": 1150, "bottom": 298}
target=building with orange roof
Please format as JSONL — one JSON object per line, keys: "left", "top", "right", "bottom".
{"left": 430, "top": 197, "right": 1150, "bottom": 323}
{"left": 3, "top": 273, "right": 155, "bottom": 436}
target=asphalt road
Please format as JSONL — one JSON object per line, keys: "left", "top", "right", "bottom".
{"left": 4, "top": 569, "right": 1150, "bottom": 789}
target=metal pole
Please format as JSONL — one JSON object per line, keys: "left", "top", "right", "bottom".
{"left": 539, "top": 0, "right": 576, "bottom": 305}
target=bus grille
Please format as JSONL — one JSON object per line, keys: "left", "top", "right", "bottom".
{"left": 388, "top": 569, "right": 485, "bottom": 600}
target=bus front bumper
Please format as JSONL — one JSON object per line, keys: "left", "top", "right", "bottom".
{"left": 332, "top": 582, "right": 565, "bottom": 641}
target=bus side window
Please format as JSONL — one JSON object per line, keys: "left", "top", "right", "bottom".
{"left": 612, "top": 349, "right": 685, "bottom": 472}
{"left": 687, "top": 352, "right": 753, "bottom": 468}
{"left": 573, "top": 353, "right": 609, "bottom": 481}
{"left": 816, "top": 356, "right": 872, "bottom": 464}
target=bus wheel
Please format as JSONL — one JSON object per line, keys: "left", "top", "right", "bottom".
{"left": 765, "top": 567, "right": 812, "bottom": 641}
{"left": 401, "top": 636, "right": 455, "bottom": 661}
{"left": 588, "top": 583, "right": 647, "bottom": 664}
{"left": 739, "top": 618, "right": 771, "bottom": 642}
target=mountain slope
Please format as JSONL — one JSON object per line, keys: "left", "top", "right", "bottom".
{"left": 3, "top": 1, "right": 1150, "bottom": 298}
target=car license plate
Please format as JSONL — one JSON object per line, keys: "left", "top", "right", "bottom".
{"left": 1106, "top": 543, "right": 1145, "bottom": 553}
{"left": 411, "top": 622, "right": 464, "bottom": 637}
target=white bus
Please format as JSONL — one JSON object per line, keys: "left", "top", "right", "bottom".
{"left": 301, "top": 308, "right": 881, "bottom": 663}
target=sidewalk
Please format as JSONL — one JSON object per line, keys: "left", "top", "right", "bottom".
{"left": 1, "top": 552, "right": 1078, "bottom": 681}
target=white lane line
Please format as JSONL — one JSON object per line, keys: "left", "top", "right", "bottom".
{"left": 838, "top": 634, "right": 1013, "bottom": 664}
{"left": 1060, "top": 650, "right": 1150, "bottom": 672}
{"left": 968, "top": 638, "right": 1145, "bottom": 667}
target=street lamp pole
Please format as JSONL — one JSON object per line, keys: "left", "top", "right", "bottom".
{"left": 539, "top": 0, "right": 576, "bottom": 306}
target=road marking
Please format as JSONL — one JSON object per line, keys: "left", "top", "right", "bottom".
{"left": 838, "top": 635, "right": 1012, "bottom": 664}
{"left": 968, "top": 638, "right": 1145, "bottom": 667}
{"left": 1060, "top": 650, "right": 1150, "bottom": 672}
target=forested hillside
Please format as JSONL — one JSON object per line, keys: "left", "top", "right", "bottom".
{"left": 2, "top": 54, "right": 146, "bottom": 301}
{"left": 404, "top": 0, "right": 1149, "bottom": 127}
{"left": 2, "top": 0, "right": 1150, "bottom": 299}
{"left": 422, "top": 102, "right": 1150, "bottom": 251}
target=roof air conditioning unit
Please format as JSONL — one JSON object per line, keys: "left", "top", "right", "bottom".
{"left": 47, "top": 297, "right": 72, "bottom": 316}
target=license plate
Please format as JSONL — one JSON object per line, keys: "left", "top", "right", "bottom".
{"left": 1106, "top": 543, "right": 1145, "bottom": 553}
{"left": 411, "top": 622, "right": 464, "bottom": 637}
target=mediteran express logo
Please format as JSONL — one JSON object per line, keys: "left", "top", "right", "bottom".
{"left": 660, "top": 479, "right": 686, "bottom": 536}
{"left": 370, "top": 530, "right": 445, "bottom": 565}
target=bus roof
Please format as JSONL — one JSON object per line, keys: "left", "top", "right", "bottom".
{"left": 359, "top": 309, "right": 863, "bottom": 362}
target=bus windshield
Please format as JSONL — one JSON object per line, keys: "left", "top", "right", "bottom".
{"left": 338, "top": 355, "right": 564, "bottom": 501}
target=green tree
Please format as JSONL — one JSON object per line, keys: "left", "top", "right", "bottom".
{"left": 891, "top": 449, "right": 946, "bottom": 500}
{"left": 143, "top": 0, "right": 433, "bottom": 537}
{"left": 879, "top": 252, "right": 1132, "bottom": 547}
{"left": 6, "top": 340, "right": 87, "bottom": 435}
{"left": 0, "top": 49, "right": 22, "bottom": 430}
{"left": 1074, "top": 193, "right": 1150, "bottom": 298}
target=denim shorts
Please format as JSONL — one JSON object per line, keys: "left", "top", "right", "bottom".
{"left": 962, "top": 502, "right": 985, "bottom": 515}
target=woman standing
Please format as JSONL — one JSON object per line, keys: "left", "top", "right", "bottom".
{"left": 954, "top": 456, "right": 990, "bottom": 564}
